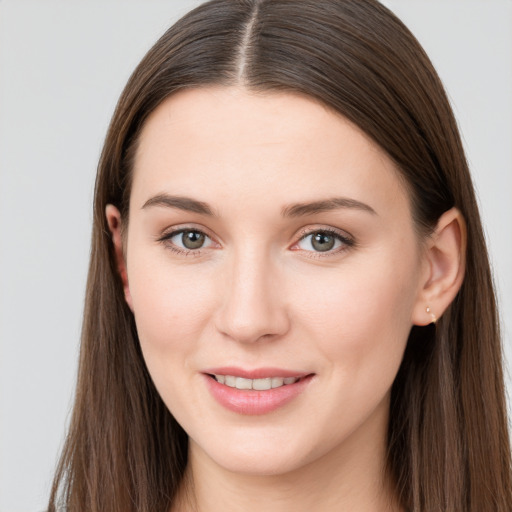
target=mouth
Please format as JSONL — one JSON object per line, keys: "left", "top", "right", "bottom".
{"left": 207, "top": 374, "right": 304, "bottom": 390}
{"left": 203, "top": 369, "right": 314, "bottom": 415}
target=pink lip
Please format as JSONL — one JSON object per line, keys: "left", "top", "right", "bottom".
{"left": 203, "top": 367, "right": 310, "bottom": 379}
{"left": 202, "top": 368, "right": 314, "bottom": 415}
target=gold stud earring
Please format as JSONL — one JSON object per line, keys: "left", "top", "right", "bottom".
{"left": 426, "top": 306, "right": 437, "bottom": 324}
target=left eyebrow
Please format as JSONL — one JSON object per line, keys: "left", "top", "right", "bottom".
{"left": 281, "top": 197, "right": 377, "bottom": 217}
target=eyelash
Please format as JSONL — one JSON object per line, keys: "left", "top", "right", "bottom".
{"left": 157, "top": 226, "right": 355, "bottom": 257}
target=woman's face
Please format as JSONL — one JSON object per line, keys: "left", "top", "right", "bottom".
{"left": 120, "top": 87, "right": 429, "bottom": 476}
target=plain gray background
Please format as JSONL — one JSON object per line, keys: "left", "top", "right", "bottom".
{"left": 0, "top": 1, "right": 511, "bottom": 511}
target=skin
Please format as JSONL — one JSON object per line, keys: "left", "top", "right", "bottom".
{"left": 107, "top": 87, "right": 465, "bottom": 512}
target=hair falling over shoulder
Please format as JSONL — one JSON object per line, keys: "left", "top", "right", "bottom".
{"left": 48, "top": 1, "right": 512, "bottom": 511}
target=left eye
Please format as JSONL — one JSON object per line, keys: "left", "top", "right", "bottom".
{"left": 296, "top": 231, "right": 347, "bottom": 252}
{"left": 168, "top": 230, "right": 213, "bottom": 250}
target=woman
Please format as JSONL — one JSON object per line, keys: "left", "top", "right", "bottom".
{"left": 48, "top": 0, "right": 512, "bottom": 511}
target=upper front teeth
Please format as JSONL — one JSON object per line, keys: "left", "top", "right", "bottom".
{"left": 214, "top": 375, "right": 299, "bottom": 390}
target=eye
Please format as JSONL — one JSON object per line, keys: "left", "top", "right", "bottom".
{"left": 295, "top": 229, "right": 353, "bottom": 253}
{"left": 161, "top": 229, "right": 215, "bottom": 252}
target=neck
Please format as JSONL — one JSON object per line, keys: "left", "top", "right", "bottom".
{"left": 172, "top": 402, "right": 403, "bottom": 512}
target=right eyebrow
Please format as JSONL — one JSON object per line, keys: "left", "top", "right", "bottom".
{"left": 141, "top": 194, "right": 217, "bottom": 216}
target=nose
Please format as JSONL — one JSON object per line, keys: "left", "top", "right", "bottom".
{"left": 215, "top": 248, "right": 290, "bottom": 344}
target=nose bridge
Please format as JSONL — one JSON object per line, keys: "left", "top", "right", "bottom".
{"left": 216, "top": 243, "right": 289, "bottom": 344}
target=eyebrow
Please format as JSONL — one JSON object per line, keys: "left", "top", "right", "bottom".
{"left": 141, "top": 193, "right": 376, "bottom": 218}
{"left": 281, "top": 197, "right": 377, "bottom": 217}
{"left": 142, "top": 194, "right": 216, "bottom": 216}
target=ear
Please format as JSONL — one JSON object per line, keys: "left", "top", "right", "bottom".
{"left": 412, "top": 207, "right": 466, "bottom": 326}
{"left": 105, "top": 204, "right": 133, "bottom": 311}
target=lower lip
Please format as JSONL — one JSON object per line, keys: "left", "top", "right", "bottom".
{"left": 203, "top": 374, "right": 313, "bottom": 415}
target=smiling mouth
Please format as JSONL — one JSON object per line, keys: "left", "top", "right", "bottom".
{"left": 208, "top": 374, "right": 305, "bottom": 391}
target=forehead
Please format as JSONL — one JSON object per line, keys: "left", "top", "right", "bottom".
{"left": 131, "top": 86, "right": 411, "bottom": 220}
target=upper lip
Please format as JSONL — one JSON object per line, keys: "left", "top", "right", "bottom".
{"left": 202, "top": 367, "right": 311, "bottom": 379}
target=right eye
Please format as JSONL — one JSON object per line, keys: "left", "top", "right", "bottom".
{"left": 160, "top": 229, "right": 215, "bottom": 253}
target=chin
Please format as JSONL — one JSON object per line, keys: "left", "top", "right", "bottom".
{"left": 189, "top": 427, "right": 324, "bottom": 478}
{"left": 210, "top": 449, "right": 306, "bottom": 477}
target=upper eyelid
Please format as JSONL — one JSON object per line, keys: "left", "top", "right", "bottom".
{"left": 158, "top": 224, "right": 216, "bottom": 241}
{"left": 295, "top": 225, "right": 354, "bottom": 242}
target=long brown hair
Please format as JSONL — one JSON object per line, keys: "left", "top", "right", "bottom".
{"left": 48, "top": 1, "right": 512, "bottom": 510}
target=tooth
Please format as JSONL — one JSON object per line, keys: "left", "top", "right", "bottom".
{"left": 271, "top": 377, "right": 284, "bottom": 388}
{"left": 236, "top": 377, "right": 253, "bottom": 390}
{"left": 253, "top": 378, "right": 272, "bottom": 391}
{"left": 215, "top": 374, "right": 299, "bottom": 390}
{"left": 224, "top": 375, "right": 236, "bottom": 387}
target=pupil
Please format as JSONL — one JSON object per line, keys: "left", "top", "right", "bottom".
{"left": 312, "top": 232, "right": 335, "bottom": 252}
{"left": 182, "top": 231, "right": 205, "bottom": 249}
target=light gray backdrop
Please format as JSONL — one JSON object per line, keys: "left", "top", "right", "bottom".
{"left": 0, "top": 1, "right": 510, "bottom": 511}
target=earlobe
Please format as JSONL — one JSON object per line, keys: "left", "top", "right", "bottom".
{"left": 105, "top": 204, "right": 133, "bottom": 311}
{"left": 412, "top": 207, "right": 466, "bottom": 326}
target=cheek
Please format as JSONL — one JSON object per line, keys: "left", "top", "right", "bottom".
{"left": 126, "top": 250, "right": 218, "bottom": 353}
{"left": 126, "top": 252, "right": 221, "bottom": 416}
{"left": 293, "top": 251, "right": 419, "bottom": 377}
{"left": 289, "top": 262, "right": 417, "bottom": 440}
